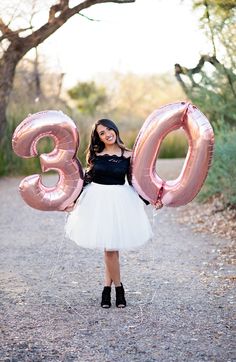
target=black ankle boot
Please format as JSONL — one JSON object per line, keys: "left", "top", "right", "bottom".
{"left": 101, "top": 286, "right": 111, "bottom": 308}
{"left": 115, "top": 283, "right": 126, "bottom": 308}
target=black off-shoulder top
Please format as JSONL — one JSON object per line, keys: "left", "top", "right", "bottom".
{"left": 84, "top": 154, "right": 131, "bottom": 186}
{"left": 79, "top": 152, "right": 149, "bottom": 205}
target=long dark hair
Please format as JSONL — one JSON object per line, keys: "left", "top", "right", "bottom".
{"left": 86, "top": 119, "right": 128, "bottom": 166}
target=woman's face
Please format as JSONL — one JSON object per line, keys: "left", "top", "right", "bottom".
{"left": 96, "top": 124, "right": 117, "bottom": 146}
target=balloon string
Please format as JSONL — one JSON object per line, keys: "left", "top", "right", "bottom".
{"left": 152, "top": 208, "right": 157, "bottom": 226}
{"left": 48, "top": 234, "right": 66, "bottom": 280}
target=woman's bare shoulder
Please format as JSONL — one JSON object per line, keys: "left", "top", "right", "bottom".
{"left": 123, "top": 150, "right": 132, "bottom": 158}
{"left": 95, "top": 152, "right": 104, "bottom": 156}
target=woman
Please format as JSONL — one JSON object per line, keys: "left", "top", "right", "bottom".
{"left": 65, "top": 119, "right": 157, "bottom": 309}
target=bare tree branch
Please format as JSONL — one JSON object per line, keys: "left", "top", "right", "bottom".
{"left": 203, "top": 0, "right": 217, "bottom": 57}
{"left": 19, "top": 0, "right": 135, "bottom": 53}
{"left": 49, "top": 0, "right": 70, "bottom": 22}
{"left": 0, "top": 17, "right": 17, "bottom": 41}
{"left": 175, "top": 55, "right": 236, "bottom": 97}
{"left": 0, "top": 0, "right": 136, "bottom": 142}
{"left": 78, "top": 12, "right": 101, "bottom": 21}
{"left": 0, "top": 17, "right": 33, "bottom": 42}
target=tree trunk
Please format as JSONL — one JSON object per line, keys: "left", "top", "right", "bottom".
{"left": 0, "top": 48, "right": 20, "bottom": 143}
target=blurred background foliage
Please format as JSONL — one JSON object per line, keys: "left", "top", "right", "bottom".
{"left": 175, "top": 0, "right": 236, "bottom": 208}
{"left": 0, "top": 0, "right": 235, "bottom": 208}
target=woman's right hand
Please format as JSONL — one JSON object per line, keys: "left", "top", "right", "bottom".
{"left": 154, "top": 199, "right": 163, "bottom": 210}
{"left": 63, "top": 203, "right": 75, "bottom": 212}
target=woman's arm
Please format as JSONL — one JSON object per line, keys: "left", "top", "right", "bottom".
{"left": 64, "top": 167, "right": 94, "bottom": 211}
{"left": 127, "top": 159, "right": 150, "bottom": 205}
{"left": 83, "top": 167, "right": 94, "bottom": 187}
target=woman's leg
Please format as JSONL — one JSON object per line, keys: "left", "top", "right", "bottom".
{"left": 102, "top": 250, "right": 126, "bottom": 308}
{"left": 104, "top": 260, "right": 112, "bottom": 286}
{"left": 104, "top": 250, "right": 121, "bottom": 286}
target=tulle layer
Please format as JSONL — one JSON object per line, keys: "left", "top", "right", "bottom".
{"left": 65, "top": 182, "right": 153, "bottom": 250}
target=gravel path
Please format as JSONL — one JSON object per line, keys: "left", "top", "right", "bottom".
{"left": 0, "top": 160, "right": 235, "bottom": 362}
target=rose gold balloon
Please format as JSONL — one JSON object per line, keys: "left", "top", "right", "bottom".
{"left": 131, "top": 102, "right": 214, "bottom": 207}
{"left": 12, "top": 110, "right": 83, "bottom": 211}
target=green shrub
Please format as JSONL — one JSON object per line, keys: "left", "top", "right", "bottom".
{"left": 0, "top": 104, "right": 90, "bottom": 176}
{"left": 199, "top": 128, "right": 236, "bottom": 207}
{"left": 0, "top": 117, "right": 51, "bottom": 176}
{"left": 1, "top": 111, "right": 76, "bottom": 176}
{"left": 158, "top": 130, "right": 188, "bottom": 159}
{"left": 124, "top": 128, "right": 188, "bottom": 159}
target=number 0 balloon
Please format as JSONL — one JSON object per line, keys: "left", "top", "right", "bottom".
{"left": 131, "top": 102, "right": 214, "bottom": 207}
{"left": 12, "top": 110, "right": 83, "bottom": 211}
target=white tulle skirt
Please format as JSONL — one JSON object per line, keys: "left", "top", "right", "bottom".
{"left": 65, "top": 182, "right": 153, "bottom": 251}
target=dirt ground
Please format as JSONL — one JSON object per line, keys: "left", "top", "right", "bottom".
{"left": 0, "top": 159, "right": 235, "bottom": 361}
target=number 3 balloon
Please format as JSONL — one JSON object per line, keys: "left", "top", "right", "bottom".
{"left": 12, "top": 110, "right": 83, "bottom": 211}
{"left": 131, "top": 101, "right": 214, "bottom": 207}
